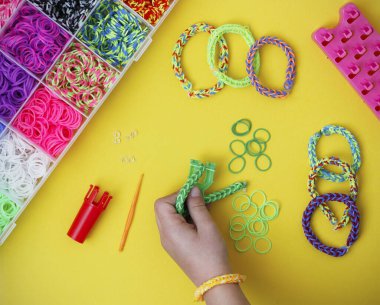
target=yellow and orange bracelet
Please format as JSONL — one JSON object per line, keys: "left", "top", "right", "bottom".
{"left": 194, "top": 273, "right": 246, "bottom": 302}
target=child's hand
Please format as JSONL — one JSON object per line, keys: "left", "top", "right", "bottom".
{"left": 154, "top": 187, "right": 231, "bottom": 286}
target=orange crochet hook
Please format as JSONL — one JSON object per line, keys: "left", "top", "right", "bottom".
{"left": 119, "top": 174, "right": 144, "bottom": 252}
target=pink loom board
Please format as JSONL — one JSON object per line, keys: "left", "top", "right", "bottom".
{"left": 313, "top": 3, "right": 380, "bottom": 120}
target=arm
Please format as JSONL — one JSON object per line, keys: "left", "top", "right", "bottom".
{"left": 154, "top": 187, "right": 250, "bottom": 305}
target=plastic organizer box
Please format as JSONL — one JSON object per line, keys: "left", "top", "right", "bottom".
{"left": 0, "top": 0, "right": 178, "bottom": 245}
{"left": 313, "top": 3, "right": 380, "bottom": 120}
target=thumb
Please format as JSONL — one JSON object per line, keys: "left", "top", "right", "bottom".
{"left": 187, "top": 187, "right": 213, "bottom": 229}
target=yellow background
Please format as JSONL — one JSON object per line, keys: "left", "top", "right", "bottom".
{"left": 1, "top": 0, "right": 379, "bottom": 304}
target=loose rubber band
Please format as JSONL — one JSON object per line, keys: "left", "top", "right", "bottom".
{"left": 0, "top": 192, "right": 19, "bottom": 234}
{"left": 232, "top": 194, "right": 251, "bottom": 212}
{"left": 255, "top": 153, "right": 272, "bottom": 171}
{"left": 229, "top": 214, "right": 247, "bottom": 232}
{"left": 45, "top": 41, "right": 118, "bottom": 115}
{"left": 228, "top": 156, "right": 246, "bottom": 174}
{"left": 78, "top": 0, "right": 149, "bottom": 69}
{"left": 172, "top": 22, "right": 229, "bottom": 98}
{"left": 29, "top": 0, "right": 98, "bottom": 33}
{"left": 246, "top": 36, "right": 296, "bottom": 98}
{"left": 253, "top": 128, "right": 271, "bottom": 143}
{"left": 249, "top": 189, "right": 267, "bottom": 206}
{"left": 302, "top": 193, "right": 360, "bottom": 257}
{"left": 253, "top": 237, "right": 272, "bottom": 254}
{"left": 230, "top": 227, "right": 246, "bottom": 241}
{"left": 234, "top": 234, "right": 253, "bottom": 253}
{"left": 13, "top": 86, "right": 83, "bottom": 158}
{"left": 0, "top": 0, "right": 23, "bottom": 29}
{"left": 308, "top": 125, "right": 361, "bottom": 182}
{"left": 231, "top": 118, "right": 252, "bottom": 136}
{"left": 207, "top": 24, "right": 260, "bottom": 88}
{"left": 0, "top": 3, "right": 70, "bottom": 76}
{"left": 247, "top": 218, "right": 269, "bottom": 237}
{"left": 245, "top": 139, "right": 264, "bottom": 156}
{"left": 229, "top": 139, "right": 246, "bottom": 157}
{"left": 123, "top": 0, "right": 171, "bottom": 26}
{"left": 0, "top": 130, "right": 51, "bottom": 201}
{"left": 259, "top": 200, "right": 279, "bottom": 221}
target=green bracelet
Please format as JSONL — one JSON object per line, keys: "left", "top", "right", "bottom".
{"left": 207, "top": 24, "right": 260, "bottom": 88}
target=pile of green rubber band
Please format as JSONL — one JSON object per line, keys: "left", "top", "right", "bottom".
{"left": 0, "top": 193, "right": 19, "bottom": 234}
{"left": 229, "top": 119, "right": 272, "bottom": 173}
{"left": 230, "top": 190, "right": 279, "bottom": 254}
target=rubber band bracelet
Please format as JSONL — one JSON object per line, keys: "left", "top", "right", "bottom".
{"left": 207, "top": 24, "right": 260, "bottom": 88}
{"left": 175, "top": 160, "right": 246, "bottom": 216}
{"left": 308, "top": 157, "right": 358, "bottom": 229}
{"left": 302, "top": 193, "right": 360, "bottom": 257}
{"left": 172, "top": 22, "right": 229, "bottom": 98}
{"left": 246, "top": 36, "right": 296, "bottom": 98}
{"left": 308, "top": 125, "right": 361, "bottom": 182}
{"left": 194, "top": 274, "right": 247, "bottom": 301}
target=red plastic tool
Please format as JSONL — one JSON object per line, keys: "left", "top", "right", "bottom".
{"left": 67, "top": 185, "right": 112, "bottom": 243}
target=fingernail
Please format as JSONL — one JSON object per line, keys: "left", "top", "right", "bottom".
{"left": 190, "top": 187, "right": 201, "bottom": 197}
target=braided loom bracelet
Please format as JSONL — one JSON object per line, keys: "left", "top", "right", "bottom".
{"left": 78, "top": 0, "right": 149, "bottom": 69}
{"left": 246, "top": 36, "right": 296, "bottom": 98}
{"left": 123, "top": 0, "right": 170, "bottom": 26}
{"left": 308, "top": 125, "right": 361, "bottom": 182}
{"left": 207, "top": 24, "right": 260, "bottom": 88}
{"left": 302, "top": 193, "right": 360, "bottom": 257}
{"left": 308, "top": 157, "right": 358, "bottom": 229}
{"left": 175, "top": 160, "right": 246, "bottom": 216}
{"left": 172, "top": 22, "right": 229, "bottom": 98}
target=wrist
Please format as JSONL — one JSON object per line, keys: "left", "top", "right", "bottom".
{"left": 204, "top": 282, "right": 248, "bottom": 305}
{"left": 194, "top": 273, "right": 247, "bottom": 303}
{"left": 192, "top": 264, "right": 232, "bottom": 286}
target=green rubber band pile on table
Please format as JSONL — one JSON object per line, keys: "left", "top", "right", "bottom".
{"left": 230, "top": 190, "right": 279, "bottom": 254}
{"left": 0, "top": 193, "right": 19, "bottom": 234}
{"left": 229, "top": 119, "right": 272, "bottom": 173}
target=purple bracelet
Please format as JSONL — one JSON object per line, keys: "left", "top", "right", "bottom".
{"left": 302, "top": 193, "right": 360, "bottom": 257}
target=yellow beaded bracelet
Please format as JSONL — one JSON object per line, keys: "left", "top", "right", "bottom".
{"left": 194, "top": 273, "right": 247, "bottom": 302}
